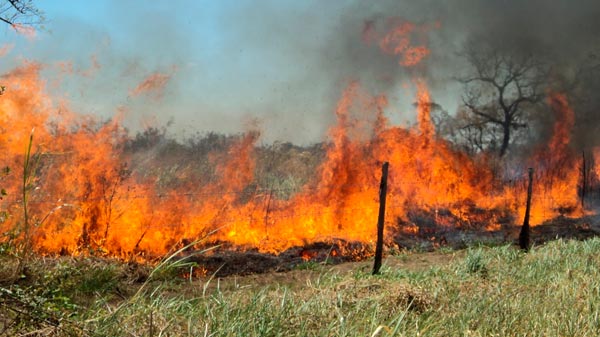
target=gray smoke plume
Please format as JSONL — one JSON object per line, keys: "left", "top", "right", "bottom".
{"left": 260, "top": 0, "right": 600, "bottom": 146}
{"left": 3, "top": 0, "right": 600, "bottom": 147}
{"left": 329, "top": 0, "right": 600, "bottom": 149}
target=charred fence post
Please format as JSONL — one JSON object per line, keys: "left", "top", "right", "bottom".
{"left": 582, "top": 151, "right": 587, "bottom": 208}
{"left": 373, "top": 162, "right": 389, "bottom": 275}
{"left": 519, "top": 168, "right": 534, "bottom": 251}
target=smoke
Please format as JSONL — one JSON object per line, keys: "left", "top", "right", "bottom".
{"left": 227, "top": 0, "right": 600, "bottom": 145}
{"left": 0, "top": 43, "right": 13, "bottom": 57}
{"left": 2, "top": 0, "right": 600, "bottom": 146}
{"left": 340, "top": 0, "right": 600, "bottom": 149}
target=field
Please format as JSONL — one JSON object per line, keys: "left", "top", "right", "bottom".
{"left": 2, "top": 236, "right": 600, "bottom": 336}
{"left": 1, "top": 73, "right": 597, "bottom": 337}
{"left": 2, "top": 4, "right": 600, "bottom": 336}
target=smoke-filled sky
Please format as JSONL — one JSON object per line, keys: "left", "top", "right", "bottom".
{"left": 1, "top": 0, "right": 600, "bottom": 144}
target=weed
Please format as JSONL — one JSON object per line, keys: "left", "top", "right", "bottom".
{"left": 462, "top": 247, "right": 489, "bottom": 276}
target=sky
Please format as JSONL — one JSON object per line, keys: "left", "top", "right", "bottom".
{"left": 2, "top": 1, "right": 599, "bottom": 145}
{"left": 1, "top": 1, "right": 382, "bottom": 144}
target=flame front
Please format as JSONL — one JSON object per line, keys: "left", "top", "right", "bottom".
{"left": 0, "top": 20, "right": 589, "bottom": 259}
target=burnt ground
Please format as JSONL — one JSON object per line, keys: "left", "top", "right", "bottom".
{"left": 187, "top": 214, "right": 600, "bottom": 277}
{"left": 198, "top": 250, "right": 460, "bottom": 294}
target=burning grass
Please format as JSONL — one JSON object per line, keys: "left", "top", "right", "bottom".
{"left": 0, "top": 64, "right": 590, "bottom": 260}
{"left": 2, "top": 11, "right": 600, "bottom": 336}
{"left": 3, "top": 237, "right": 600, "bottom": 336}
{"left": 0, "top": 19, "right": 592, "bottom": 260}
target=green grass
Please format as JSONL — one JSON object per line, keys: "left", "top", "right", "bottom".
{"left": 3, "top": 238, "right": 600, "bottom": 336}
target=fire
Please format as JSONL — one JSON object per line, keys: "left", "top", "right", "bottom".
{"left": 523, "top": 93, "right": 582, "bottom": 223}
{"left": 0, "top": 18, "right": 588, "bottom": 260}
{"left": 300, "top": 250, "right": 317, "bottom": 261}
{"left": 379, "top": 18, "right": 429, "bottom": 67}
{"left": 376, "top": 18, "right": 435, "bottom": 67}
{"left": 594, "top": 149, "right": 600, "bottom": 185}
{"left": 12, "top": 23, "right": 36, "bottom": 40}
{"left": 129, "top": 71, "right": 174, "bottom": 100}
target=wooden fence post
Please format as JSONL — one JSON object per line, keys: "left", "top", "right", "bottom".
{"left": 582, "top": 151, "right": 587, "bottom": 208}
{"left": 373, "top": 162, "right": 389, "bottom": 275}
{"left": 519, "top": 168, "right": 534, "bottom": 251}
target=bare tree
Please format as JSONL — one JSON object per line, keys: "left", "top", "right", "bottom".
{"left": 0, "top": 0, "right": 43, "bottom": 29}
{"left": 460, "top": 44, "right": 548, "bottom": 157}
{"left": 455, "top": 108, "right": 496, "bottom": 155}
{"left": 432, "top": 102, "right": 502, "bottom": 156}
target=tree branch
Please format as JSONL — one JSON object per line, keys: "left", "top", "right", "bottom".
{"left": 0, "top": 0, "right": 43, "bottom": 28}
{"left": 0, "top": 15, "right": 12, "bottom": 25}
{"left": 463, "top": 101, "right": 504, "bottom": 125}
{"left": 8, "top": 0, "right": 25, "bottom": 14}
{"left": 459, "top": 43, "right": 547, "bottom": 155}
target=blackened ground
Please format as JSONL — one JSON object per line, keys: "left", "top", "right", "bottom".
{"left": 187, "top": 241, "right": 373, "bottom": 277}
{"left": 185, "top": 214, "right": 600, "bottom": 277}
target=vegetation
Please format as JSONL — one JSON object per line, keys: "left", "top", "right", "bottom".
{"left": 0, "top": 0, "right": 44, "bottom": 29}
{"left": 125, "top": 128, "right": 325, "bottom": 199}
{"left": 458, "top": 43, "right": 548, "bottom": 157}
{"left": 2, "top": 237, "right": 600, "bottom": 336}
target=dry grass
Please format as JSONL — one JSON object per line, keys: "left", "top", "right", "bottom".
{"left": 2, "top": 238, "right": 600, "bottom": 336}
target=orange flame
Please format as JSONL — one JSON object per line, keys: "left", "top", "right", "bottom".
{"left": 524, "top": 92, "right": 581, "bottom": 223}
{"left": 0, "top": 19, "right": 588, "bottom": 260}
{"left": 12, "top": 23, "right": 36, "bottom": 40}
{"left": 129, "top": 71, "right": 174, "bottom": 100}
{"left": 377, "top": 18, "right": 434, "bottom": 66}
